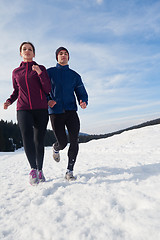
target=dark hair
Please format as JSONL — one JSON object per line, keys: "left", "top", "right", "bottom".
{"left": 19, "top": 42, "right": 35, "bottom": 54}
{"left": 55, "top": 47, "right": 69, "bottom": 61}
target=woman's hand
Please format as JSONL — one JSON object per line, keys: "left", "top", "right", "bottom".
{"left": 4, "top": 101, "right": 11, "bottom": 109}
{"left": 32, "top": 65, "right": 42, "bottom": 75}
{"left": 48, "top": 100, "right": 56, "bottom": 108}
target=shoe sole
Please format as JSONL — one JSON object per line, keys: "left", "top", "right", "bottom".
{"left": 53, "top": 158, "right": 60, "bottom": 162}
{"left": 30, "top": 181, "right": 39, "bottom": 186}
{"left": 65, "top": 176, "right": 77, "bottom": 181}
{"left": 39, "top": 179, "right": 45, "bottom": 182}
{"left": 53, "top": 153, "right": 60, "bottom": 162}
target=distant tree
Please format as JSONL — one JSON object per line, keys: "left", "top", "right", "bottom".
{"left": 0, "top": 120, "right": 22, "bottom": 152}
{"left": 0, "top": 118, "right": 160, "bottom": 152}
{"left": 0, "top": 125, "right": 5, "bottom": 151}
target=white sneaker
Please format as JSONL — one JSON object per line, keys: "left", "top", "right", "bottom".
{"left": 65, "top": 170, "right": 76, "bottom": 181}
{"left": 53, "top": 149, "right": 60, "bottom": 162}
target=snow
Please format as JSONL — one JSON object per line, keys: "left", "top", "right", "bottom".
{"left": 1, "top": 125, "right": 160, "bottom": 240}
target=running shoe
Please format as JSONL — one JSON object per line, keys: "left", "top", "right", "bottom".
{"left": 65, "top": 170, "right": 76, "bottom": 181}
{"left": 29, "top": 169, "right": 39, "bottom": 185}
{"left": 38, "top": 170, "right": 46, "bottom": 182}
{"left": 53, "top": 147, "right": 60, "bottom": 162}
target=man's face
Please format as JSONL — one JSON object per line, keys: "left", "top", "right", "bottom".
{"left": 57, "top": 50, "right": 69, "bottom": 66}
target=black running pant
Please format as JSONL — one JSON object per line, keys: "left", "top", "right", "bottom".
{"left": 17, "top": 109, "right": 49, "bottom": 170}
{"left": 50, "top": 111, "right": 80, "bottom": 171}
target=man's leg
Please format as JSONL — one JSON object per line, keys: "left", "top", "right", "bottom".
{"left": 50, "top": 113, "right": 68, "bottom": 151}
{"left": 66, "top": 111, "right": 80, "bottom": 171}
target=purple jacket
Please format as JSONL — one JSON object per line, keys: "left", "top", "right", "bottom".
{"left": 7, "top": 61, "right": 51, "bottom": 110}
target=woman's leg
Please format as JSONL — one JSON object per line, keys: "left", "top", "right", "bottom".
{"left": 17, "top": 110, "right": 37, "bottom": 169}
{"left": 33, "top": 109, "right": 49, "bottom": 170}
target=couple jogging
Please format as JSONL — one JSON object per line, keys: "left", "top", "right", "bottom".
{"left": 4, "top": 42, "right": 88, "bottom": 185}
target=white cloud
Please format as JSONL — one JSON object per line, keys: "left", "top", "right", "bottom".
{"left": 96, "top": 0, "right": 103, "bottom": 5}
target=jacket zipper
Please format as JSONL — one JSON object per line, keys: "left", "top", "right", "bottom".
{"left": 25, "top": 62, "right": 32, "bottom": 109}
{"left": 40, "top": 89, "right": 42, "bottom": 100}
{"left": 60, "top": 69, "right": 65, "bottom": 113}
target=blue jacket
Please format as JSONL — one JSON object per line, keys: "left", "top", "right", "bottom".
{"left": 47, "top": 63, "right": 88, "bottom": 114}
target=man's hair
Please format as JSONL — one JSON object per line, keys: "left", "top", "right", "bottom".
{"left": 55, "top": 47, "right": 69, "bottom": 61}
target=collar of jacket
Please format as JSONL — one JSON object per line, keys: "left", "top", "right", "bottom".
{"left": 56, "top": 63, "right": 69, "bottom": 70}
{"left": 20, "top": 61, "right": 37, "bottom": 67}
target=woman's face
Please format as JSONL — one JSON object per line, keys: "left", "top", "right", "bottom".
{"left": 20, "top": 43, "right": 35, "bottom": 62}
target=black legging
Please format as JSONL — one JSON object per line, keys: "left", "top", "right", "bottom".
{"left": 50, "top": 111, "right": 80, "bottom": 171}
{"left": 17, "top": 109, "right": 49, "bottom": 170}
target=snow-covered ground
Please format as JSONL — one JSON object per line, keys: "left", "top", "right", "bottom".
{"left": 1, "top": 125, "right": 160, "bottom": 240}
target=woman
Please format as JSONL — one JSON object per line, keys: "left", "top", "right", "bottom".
{"left": 4, "top": 42, "right": 51, "bottom": 185}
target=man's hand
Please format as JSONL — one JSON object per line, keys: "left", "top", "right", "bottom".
{"left": 80, "top": 100, "right": 87, "bottom": 109}
{"left": 48, "top": 100, "right": 56, "bottom": 108}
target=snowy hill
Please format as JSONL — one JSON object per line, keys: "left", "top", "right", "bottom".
{"left": 1, "top": 125, "right": 160, "bottom": 240}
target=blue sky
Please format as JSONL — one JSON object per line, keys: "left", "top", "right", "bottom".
{"left": 0, "top": 0, "right": 160, "bottom": 134}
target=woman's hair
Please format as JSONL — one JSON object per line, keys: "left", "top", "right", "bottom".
{"left": 19, "top": 42, "right": 35, "bottom": 54}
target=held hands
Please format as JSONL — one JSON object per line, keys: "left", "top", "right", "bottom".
{"left": 3, "top": 101, "right": 11, "bottom": 109}
{"left": 32, "top": 65, "right": 42, "bottom": 75}
{"left": 80, "top": 100, "right": 87, "bottom": 109}
{"left": 48, "top": 100, "right": 56, "bottom": 108}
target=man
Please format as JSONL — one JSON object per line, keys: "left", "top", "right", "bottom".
{"left": 47, "top": 47, "right": 88, "bottom": 181}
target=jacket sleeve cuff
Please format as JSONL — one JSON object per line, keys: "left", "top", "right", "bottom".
{"left": 46, "top": 93, "right": 53, "bottom": 102}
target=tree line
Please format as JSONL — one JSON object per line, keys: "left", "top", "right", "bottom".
{"left": 0, "top": 119, "right": 87, "bottom": 152}
{"left": 0, "top": 118, "right": 160, "bottom": 152}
